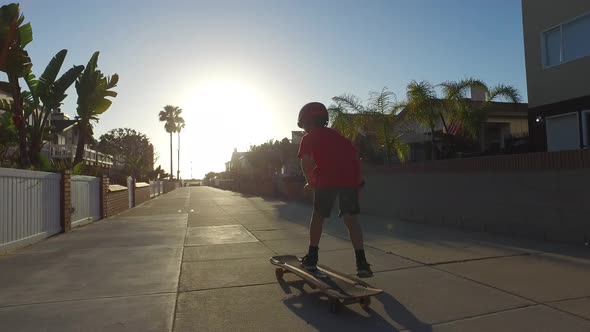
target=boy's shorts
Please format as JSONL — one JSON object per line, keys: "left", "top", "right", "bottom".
{"left": 314, "top": 187, "right": 360, "bottom": 218}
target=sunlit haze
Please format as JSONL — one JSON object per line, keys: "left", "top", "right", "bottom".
{"left": 21, "top": 0, "right": 526, "bottom": 178}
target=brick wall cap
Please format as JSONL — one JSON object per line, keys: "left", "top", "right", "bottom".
{"left": 108, "top": 184, "right": 128, "bottom": 192}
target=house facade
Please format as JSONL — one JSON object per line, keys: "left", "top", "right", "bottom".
{"left": 398, "top": 89, "right": 529, "bottom": 162}
{"left": 523, "top": 0, "right": 590, "bottom": 152}
{"left": 45, "top": 111, "right": 113, "bottom": 168}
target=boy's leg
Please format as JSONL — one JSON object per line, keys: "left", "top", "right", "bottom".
{"left": 309, "top": 210, "right": 325, "bottom": 247}
{"left": 342, "top": 214, "right": 364, "bottom": 250}
{"left": 302, "top": 187, "right": 336, "bottom": 269}
{"left": 339, "top": 188, "right": 373, "bottom": 277}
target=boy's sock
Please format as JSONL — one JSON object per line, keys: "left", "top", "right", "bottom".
{"left": 308, "top": 246, "right": 319, "bottom": 258}
{"left": 355, "top": 249, "right": 367, "bottom": 265}
{"left": 302, "top": 246, "right": 319, "bottom": 269}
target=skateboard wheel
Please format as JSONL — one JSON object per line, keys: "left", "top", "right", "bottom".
{"left": 360, "top": 296, "right": 371, "bottom": 310}
{"left": 275, "top": 268, "right": 284, "bottom": 279}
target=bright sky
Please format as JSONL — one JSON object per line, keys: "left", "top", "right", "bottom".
{"left": 21, "top": 0, "right": 527, "bottom": 179}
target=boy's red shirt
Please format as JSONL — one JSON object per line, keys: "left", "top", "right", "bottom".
{"left": 297, "top": 127, "right": 361, "bottom": 188}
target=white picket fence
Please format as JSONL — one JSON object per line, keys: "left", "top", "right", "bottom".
{"left": 71, "top": 175, "right": 101, "bottom": 228}
{"left": 0, "top": 168, "right": 62, "bottom": 252}
{"left": 149, "top": 180, "right": 164, "bottom": 197}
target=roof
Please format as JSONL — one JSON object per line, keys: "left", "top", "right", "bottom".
{"left": 51, "top": 120, "right": 77, "bottom": 133}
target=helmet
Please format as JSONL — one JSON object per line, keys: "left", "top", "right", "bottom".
{"left": 297, "top": 102, "right": 329, "bottom": 128}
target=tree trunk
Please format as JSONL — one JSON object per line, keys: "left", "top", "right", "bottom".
{"left": 8, "top": 73, "right": 29, "bottom": 167}
{"left": 439, "top": 112, "right": 454, "bottom": 158}
{"left": 383, "top": 121, "right": 390, "bottom": 166}
{"left": 74, "top": 120, "right": 87, "bottom": 165}
{"left": 29, "top": 140, "right": 41, "bottom": 168}
{"left": 177, "top": 131, "right": 180, "bottom": 180}
{"left": 430, "top": 126, "right": 437, "bottom": 160}
{"left": 169, "top": 132, "right": 173, "bottom": 180}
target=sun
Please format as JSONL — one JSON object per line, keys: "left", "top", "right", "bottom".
{"left": 180, "top": 78, "right": 274, "bottom": 177}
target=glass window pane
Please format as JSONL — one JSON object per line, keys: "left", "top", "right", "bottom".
{"left": 544, "top": 27, "right": 561, "bottom": 66}
{"left": 564, "top": 14, "right": 590, "bottom": 62}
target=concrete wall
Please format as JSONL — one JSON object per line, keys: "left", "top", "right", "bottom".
{"left": 522, "top": 0, "right": 590, "bottom": 107}
{"left": 360, "top": 169, "right": 590, "bottom": 245}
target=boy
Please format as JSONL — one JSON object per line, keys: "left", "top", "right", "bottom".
{"left": 296, "top": 102, "right": 373, "bottom": 278}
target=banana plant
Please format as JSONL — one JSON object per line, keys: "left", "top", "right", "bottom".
{"left": 24, "top": 49, "right": 84, "bottom": 167}
{"left": 74, "top": 51, "right": 118, "bottom": 165}
{"left": 0, "top": 3, "right": 33, "bottom": 167}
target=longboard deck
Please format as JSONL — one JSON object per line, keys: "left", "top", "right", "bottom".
{"left": 270, "top": 255, "right": 382, "bottom": 301}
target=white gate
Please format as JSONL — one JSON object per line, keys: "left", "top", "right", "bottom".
{"left": 71, "top": 175, "right": 101, "bottom": 228}
{"left": 0, "top": 168, "right": 61, "bottom": 252}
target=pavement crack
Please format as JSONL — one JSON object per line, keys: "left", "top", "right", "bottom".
{"left": 171, "top": 189, "right": 190, "bottom": 332}
{"left": 430, "top": 265, "right": 590, "bottom": 323}
{"left": 178, "top": 281, "right": 279, "bottom": 294}
{"left": 0, "top": 291, "right": 178, "bottom": 310}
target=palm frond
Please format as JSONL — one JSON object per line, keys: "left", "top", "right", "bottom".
{"left": 37, "top": 49, "right": 68, "bottom": 97}
{"left": 487, "top": 84, "right": 521, "bottom": 103}
{"left": 405, "top": 80, "right": 438, "bottom": 129}
{"left": 332, "top": 94, "right": 366, "bottom": 114}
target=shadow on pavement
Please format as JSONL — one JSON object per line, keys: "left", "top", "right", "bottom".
{"left": 268, "top": 200, "right": 590, "bottom": 264}
{"left": 277, "top": 278, "right": 431, "bottom": 332}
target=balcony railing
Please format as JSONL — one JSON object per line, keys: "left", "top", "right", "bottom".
{"left": 43, "top": 144, "right": 114, "bottom": 167}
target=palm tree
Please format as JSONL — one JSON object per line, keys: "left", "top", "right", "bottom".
{"left": 23, "top": 49, "right": 84, "bottom": 167}
{"left": 332, "top": 88, "right": 408, "bottom": 165}
{"left": 406, "top": 78, "right": 522, "bottom": 160}
{"left": 74, "top": 51, "right": 119, "bottom": 165}
{"left": 0, "top": 3, "right": 33, "bottom": 167}
{"left": 176, "top": 115, "right": 185, "bottom": 180}
{"left": 440, "top": 78, "right": 521, "bottom": 138}
{"left": 405, "top": 80, "right": 440, "bottom": 160}
{"left": 159, "top": 105, "right": 183, "bottom": 180}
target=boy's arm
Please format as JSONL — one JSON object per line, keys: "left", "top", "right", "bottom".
{"left": 300, "top": 155, "right": 315, "bottom": 187}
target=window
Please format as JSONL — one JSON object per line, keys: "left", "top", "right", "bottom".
{"left": 543, "top": 13, "right": 590, "bottom": 67}
{"left": 544, "top": 27, "right": 561, "bottom": 67}
{"left": 563, "top": 15, "right": 590, "bottom": 62}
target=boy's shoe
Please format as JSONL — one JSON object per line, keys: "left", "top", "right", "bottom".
{"left": 300, "top": 255, "right": 318, "bottom": 271}
{"left": 356, "top": 261, "right": 374, "bottom": 278}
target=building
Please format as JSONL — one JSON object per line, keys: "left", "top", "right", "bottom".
{"left": 332, "top": 90, "right": 528, "bottom": 163}
{"left": 399, "top": 92, "right": 528, "bottom": 161}
{"left": 523, "top": 0, "right": 590, "bottom": 152}
{"left": 45, "top": 110, "right": 113, "bottom": 168}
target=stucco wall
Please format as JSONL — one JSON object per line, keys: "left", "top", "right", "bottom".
{"left": 360, "top": 168, "right": 590, "bottom": 245}
{"left": 522, "top": 0, "right": 590, "bottom": 107}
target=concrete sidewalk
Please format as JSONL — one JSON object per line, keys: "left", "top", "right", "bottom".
{"left": 0, "top": 186, "right": 589, "bottom": 331}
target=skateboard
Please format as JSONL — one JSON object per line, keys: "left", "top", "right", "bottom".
{"left": 270, "top": 255, "right": 383, "bottom": 313}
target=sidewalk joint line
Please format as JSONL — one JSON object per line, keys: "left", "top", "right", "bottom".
{"left": 0, "top": 291, "right": 177, "bottom": 310}
{"left": 178, "top": 281, "right": 279, "bottom": 294}
{"left": 430, "top": 265, "right": 590, "bottom": 323}
{"left": 171, "top": 189, "right": 190, "bottom": 332}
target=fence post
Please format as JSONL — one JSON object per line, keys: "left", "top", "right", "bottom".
{"left": 61, "top": 170, "right": 72, "bottom": 233}
{"left": 100, "top": 175, "right": 109, "bottom": 218}
{"left": 127, "top": 176, "right": 135, "bottom": 208}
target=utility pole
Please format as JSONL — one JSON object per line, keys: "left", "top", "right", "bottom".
{"left": 190, "top": 161, "right": 193, "bottom": 180}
